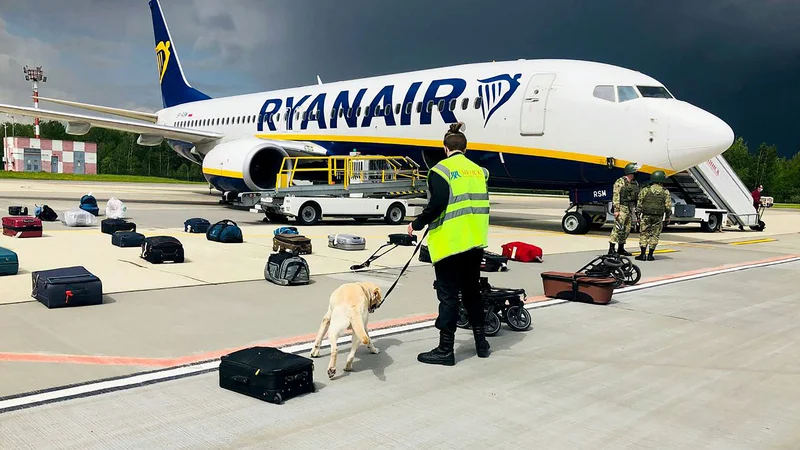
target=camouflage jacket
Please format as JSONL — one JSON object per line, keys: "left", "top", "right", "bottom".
{"left": 637, "top": 183, "right": 673, "bottom": 217}
{"left": 612, "top": 176, "right": 639, "bottom": 211}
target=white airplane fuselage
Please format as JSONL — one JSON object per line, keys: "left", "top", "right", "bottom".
{"left": 155, "top": 59, "right": 734, "bottom": 194}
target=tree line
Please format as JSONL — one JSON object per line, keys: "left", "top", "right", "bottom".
{"left": 1, "top": 120, "right": 205, "bottom": 182}
{"left": 2, "top": 120, "right": 798, "bottom": 202}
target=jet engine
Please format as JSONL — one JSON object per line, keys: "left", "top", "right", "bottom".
{"left": 201, "top": 138, "right": 294, "bottom": 193}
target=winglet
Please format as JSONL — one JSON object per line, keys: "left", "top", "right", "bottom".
{"left": 149, "top": 0, "right": 211, "bottom": 108}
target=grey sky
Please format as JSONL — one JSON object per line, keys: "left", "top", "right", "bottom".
{"left": 0, "top": 0, "right": 797, "bottom": 155}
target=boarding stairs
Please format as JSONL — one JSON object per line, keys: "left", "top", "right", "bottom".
{"left": 666, "top": 154, "right": 759, "bottom": 228}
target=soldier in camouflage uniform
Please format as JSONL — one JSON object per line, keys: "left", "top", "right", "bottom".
{"left": 609, "top": 162, "right": 640, "bottom": 256}
{"left": 636, "top": 170, "right": 672, "bottom": 261}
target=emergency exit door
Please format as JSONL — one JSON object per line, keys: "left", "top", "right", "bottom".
{"left": 519, "top": 73, "right": 556, "bottom": 136}
{"left": 74, "top": 151, "right": 85, "bottom": 174}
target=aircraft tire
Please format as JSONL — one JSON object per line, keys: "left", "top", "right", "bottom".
{"left": 562, "top": 212, "right": 589, "bottom": 235}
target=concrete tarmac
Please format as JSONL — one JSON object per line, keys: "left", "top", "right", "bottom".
{"left": 1, "top": 180, "right": 800, "bottom": 448}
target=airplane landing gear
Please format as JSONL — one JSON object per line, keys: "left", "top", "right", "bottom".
{"left": 562, "top": 202, "right": 610, "bottom": 235}
{"left": 562, "top": 212, "right": 589, "bottom": 235}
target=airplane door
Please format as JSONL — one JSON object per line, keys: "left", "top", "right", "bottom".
{"left": 519, "top": 73, "right": 556, "bottom": 136}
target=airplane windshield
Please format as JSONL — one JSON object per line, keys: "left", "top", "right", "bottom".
{"left": 636, "top": 86, "right": 673, "bottom": 99}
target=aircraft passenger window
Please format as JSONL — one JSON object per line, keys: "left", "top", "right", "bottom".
{"left": 617, "top": 86, "right": 638, "bottom": 102}
{"left": 593, "top": 85, "right": 616, "bottom": 102}
{"left": 405, "top": 102, "right": 412, "bottom": 114}
{"left": 449, "top": 99, "right": 456, "bottom": 111}
{"left": 474, "top": 97, "right": 482, "bottom": 109}
{"left": 636, "top": 86, "right": 673, "bottom": 99}
{"left": 276, "top": 113, "right": 281, "bottom": 122}
{"left": 364, "top": 106, "right": 371, "bottom": 117}
{"left": 385, "top": 105, "right": 391, "bottom": 115}
{"left": 339, "top": 109, "right": 344, "bottom": 118}
{"left": 416, "top": 102, "right": 422, "bottom": 113}
{"left": 462, "top": 98, "right": 469, "bottom": 110}
{"left": 347, "top": 108, "right": 353, "bottom": 118}
{"left": 253, "top": 115, "right": 257, "bottom": 122}
{"left": 395, "top": 104, "right": 401, "bottom": 114}
{"left": 438, "top": 100, "right": 445, "bottom": 111}
{"left": 357, "top": 107, "right": 362, "bottom": 116}
{"left": 427, "top": 101, "right": 433, "bottom": 113}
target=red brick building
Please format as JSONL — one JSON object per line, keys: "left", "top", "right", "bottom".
{"left": 2, "top": 137, "right": 97, "bottom": 174}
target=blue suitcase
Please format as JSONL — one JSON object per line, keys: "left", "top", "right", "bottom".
{"left": 31, "top": 266, "right": 103, "bottom": 308}
{"left": 184, "top": 218, "right": 210, "bottom": 233}
{"left": 0, "top": 247, "right": 18, "bottom": 276}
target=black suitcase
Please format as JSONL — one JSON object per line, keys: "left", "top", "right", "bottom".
{"left": 101, "top": 218, "right": 136, "bottom": 235}
{"left": 219, "top": 346, "right": 315, "bottom": 404}
{"left": 9, "top": 206, "right": 28, "bottom": 216}
{"left": 141, "top": 236, "right": 184, "bottom": 264}
{"left": 31, "top": 266, "right": 103, "bottom": 309}
{"left": 112, "top": 231, "right": 145, "bottom": 248}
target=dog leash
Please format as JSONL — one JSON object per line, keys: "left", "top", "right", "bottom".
{"left": 373, "top": 228, "right": 428, "bottom": 311}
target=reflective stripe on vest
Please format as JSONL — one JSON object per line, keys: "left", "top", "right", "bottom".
{"left": 426, "top": 154, "right": 490, "bottom": 264}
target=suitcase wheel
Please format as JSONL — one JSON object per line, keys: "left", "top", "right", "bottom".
{"left": 272, "top": 393, "right": 282, "bottom": 404}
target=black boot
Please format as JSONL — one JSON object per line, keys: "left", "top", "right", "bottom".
{"left": 473, "top": 327, "right": 490, "bottom": 358}
{"left": 608, "top": 243, "right": 616, "bottom": 255}
{"left": 635, "top": 246, "right": 646, "bottom": 261}
{"left": 647, "top": 247, "right": 656, "bottom": 261}
{"left": 418, "top": 330, "right": 455, "bottom": 366}
{"left": 617, "top": 243, "right": 632, "bottom": 256}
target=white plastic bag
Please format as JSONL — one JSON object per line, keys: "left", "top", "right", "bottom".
{"left": 63, "top": 209, "right": 96, "bottom": 227}
{"left": 105, "top": 197, "right": 127, "bottom": 219}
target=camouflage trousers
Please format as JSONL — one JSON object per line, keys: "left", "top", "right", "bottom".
{"left": 609, "top": 206, "right": 632, "bottom": 244}
{"left": 639, "top": 214, "right": 664, "bottom": 249}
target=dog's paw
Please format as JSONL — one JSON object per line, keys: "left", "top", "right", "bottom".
{"left": 344, "top": 363, "right": 353, "bottom": 372}
{"left": 309, "top": 348, "right": 320, "bottom": 358}
{"left": 327, "top": 367, "right": 336, "bottom": 379}
{"left": 370, "top": 347, "right": 381, "bottom": 355}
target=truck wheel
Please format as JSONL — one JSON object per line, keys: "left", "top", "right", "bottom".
{"left": 562, "top": 212, "right": 588, "bottom": 235}
{"left": 384, "top": 203, "right": 405, "bottom": 225}
{"left": 297, "top": 202, "right": 321, "bottom": 225}
{"left": 701, "top": 213, "right": 721, "bottom": 233}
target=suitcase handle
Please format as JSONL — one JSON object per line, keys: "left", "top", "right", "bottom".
{"left": 231, "top": 375, "right": 249, "bottom": 385}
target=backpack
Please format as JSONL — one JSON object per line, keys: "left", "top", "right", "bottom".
{"left": 264, "top": 252, "right": 310, "bottom": 286}
{"left": 35, "top": 204, "right": 58, "bottom": 222}
{"left": 206, "top": 219, "right": 243, "bottom": 243}
{"left": 80, "top": 194, "right": 99, "bottom": 216}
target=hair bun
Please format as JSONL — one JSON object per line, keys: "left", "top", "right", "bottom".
{"left": 448, "top": 122, "right": 466, "bottom": 134}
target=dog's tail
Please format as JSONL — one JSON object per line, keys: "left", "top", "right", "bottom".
{"left": 350, "top": 315, "right": 370, "bottom": 345}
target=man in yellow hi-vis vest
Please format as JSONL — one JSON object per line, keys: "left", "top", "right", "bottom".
{"left": 408, "top": 122, "right": 491, "bottom": 366}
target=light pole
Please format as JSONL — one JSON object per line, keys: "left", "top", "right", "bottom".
{"left": 23, "top": 65, "right": 47, "bottom": 139}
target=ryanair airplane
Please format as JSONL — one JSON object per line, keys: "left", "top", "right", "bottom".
{"left": 0, "top": 0, "right": 733, "bottom": 208}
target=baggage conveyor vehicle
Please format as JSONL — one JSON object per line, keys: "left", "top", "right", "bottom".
{"left": 232, "top": 155, "right": 427, "bottom": 225}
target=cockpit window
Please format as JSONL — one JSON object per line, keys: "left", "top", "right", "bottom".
{"left": 617, "top": 86, "right": 639, "bottom": 102}
{"left": 636, "top": 86, "right": 673, "bottom": 99}
{"left": 593, "top": 85, "right": 615, "bottom": 102}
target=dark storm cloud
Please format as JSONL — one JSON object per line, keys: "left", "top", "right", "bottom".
{"left": 0, "top": 0, "right": 796, "bottom": 155}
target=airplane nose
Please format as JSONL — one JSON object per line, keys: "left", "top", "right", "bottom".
{"left": 667, "top": 104, "right": 734, "bottom": 172}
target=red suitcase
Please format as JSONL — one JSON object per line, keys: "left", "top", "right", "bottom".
{"left": 540, "top": 271, "right": 616, "bottom": 305}
{"left": 501, "top": 241, "right": 543, "bottom": 262}
{"left": 2, "top": 216, "right": 43, "bottom": 238}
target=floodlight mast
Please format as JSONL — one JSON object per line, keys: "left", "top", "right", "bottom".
{"left": 23, "top": 65, "right": 47, "bottom": 138}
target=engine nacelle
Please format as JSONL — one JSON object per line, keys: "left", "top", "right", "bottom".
{"left": 202, "top": 138, "right": 293, "bottom": 193}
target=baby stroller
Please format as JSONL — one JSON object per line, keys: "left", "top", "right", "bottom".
{"left": 436, "top": 277, "right": 532, "bottom": 337}
{"left": 578, "top": 254, "right": 641, "bottom": 288}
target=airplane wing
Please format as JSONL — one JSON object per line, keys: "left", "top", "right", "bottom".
{"left": 0, "top": 103, "right": 222, "bottom": 145}
{"left": 34, "top": 97, "right": 159, "bottom": 123}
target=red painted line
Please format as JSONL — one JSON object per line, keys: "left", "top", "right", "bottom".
{"left": 0, "top": 254, "right": 797, "bottom": 368}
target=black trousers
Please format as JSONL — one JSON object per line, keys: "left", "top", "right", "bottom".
{"left": 433, "top": 248, "right": 485, "bottom": 334}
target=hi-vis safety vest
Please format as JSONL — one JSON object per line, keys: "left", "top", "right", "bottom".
{"left": 426, "top": 153, "right": 490, "bottom": 264}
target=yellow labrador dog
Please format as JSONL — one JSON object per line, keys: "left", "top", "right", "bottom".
{"left": 310, "top": 281, "right": 382, "bottom": 379}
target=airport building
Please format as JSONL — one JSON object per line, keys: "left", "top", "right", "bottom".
{"left": 2, "top": 137, "right": 97, "bottom": 174}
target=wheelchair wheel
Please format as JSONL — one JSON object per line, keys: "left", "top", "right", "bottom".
{"left": 485, "top": 311, "right": 501, "bottom": 336}
{"left": 505, "top": 306, "right": 531, "bottom": 331}
{"left": 457, "top": 308, "right": 470, "bottom": 329}
{"left": 623, "top": 263, "right": 641, "bottom": 285}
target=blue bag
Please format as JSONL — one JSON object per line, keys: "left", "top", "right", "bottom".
{"left": 206, "top": 219, "right": 243, "bottom": 243}
{"left": 80, "top": 194, "right": 99, "bottom": 216}
{"left": 273, "top": 226, "right": 299, "bottom": 236}
{"left": 185, "top": 218, "right": 211, "bottom": 233}
{"left": 0, "top": 247, "right": 19, "bottom": 276}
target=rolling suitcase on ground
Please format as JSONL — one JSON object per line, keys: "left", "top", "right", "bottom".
{"left": 0, "top": 247, "right": 19, "bottom": 276}
{"left": 141, "top": 236, "right": 184, "bottom": 264}
{"left": 540, "top": 271, "right": 616, "bottom": 305}
{"left": 101, "top": 218, "right": 137, "bottom": 235}
{"left": 184, "top": 218, "right": 210, "bottom": 233}
{"left": 2, "top": 216, "right": 43, "bottom": 238}
{"left": 31, "top": 266, "right": 103, "bottom": 309}
{"left": 328, "top": 234, "right": 366, "bottom": 251}
{"left": 8, "top": 206, "right": 28, "bottom": 216}
{"left": 219, "top": 346, "right": 315, "bottom": 404}
{"left": 273, "top": 234, "right": 312, "bottom": 254}
{"left": 112, "top": 231, "right": 145, "bottom": 248}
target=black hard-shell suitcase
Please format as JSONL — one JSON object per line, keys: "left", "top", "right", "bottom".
{"left": 112, "top": 231, "right": 145, "bottom": 248}
{"left": 31, "top": 266, "right": 103, "bottom": 309}
{"left": 9, "top": 206, "right": 28, "bottom": 216}
{"left": 141, "top": 236, "right": 184, "bottom": 264}
{"left": 101, "top": 218, "right": 136, "bottom": 235}
{"left": 219, "top": 346, "right": 315, "bottom": 404}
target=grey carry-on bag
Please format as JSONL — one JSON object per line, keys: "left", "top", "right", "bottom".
{"left": 327, "top": 234, "right": 366, "bottom": 251}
